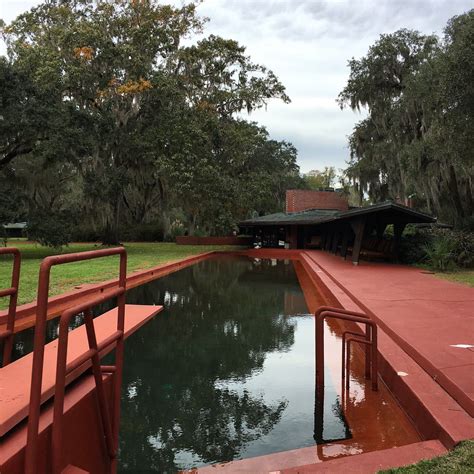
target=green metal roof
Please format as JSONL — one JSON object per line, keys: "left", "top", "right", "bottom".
{"left": 240, "top": 202, "right": 436, "bottom": 227}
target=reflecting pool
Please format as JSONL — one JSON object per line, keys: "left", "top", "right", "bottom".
{"left": 118, "top": 256, "right": 348, "bottom": 472}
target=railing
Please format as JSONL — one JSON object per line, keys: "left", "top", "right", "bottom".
{"left": 315, "top": 306, "right": 378, "bottom": 392}
{"left": 0, "top": 247, "right": 21, "bottom": 367}
{"left": 313, "top": 306, "right": 378, "bottom": 443}
{"left": 25, "top": 247, "right": 127, "bottom": 474}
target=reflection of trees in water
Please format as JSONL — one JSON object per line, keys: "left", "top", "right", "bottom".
{"left": 314, "top": 392, "right": 351, "bottom": 445}
{"left": 119, "top": 258, "right": 297, "bottom": 472}
{"left": 121, "top": 383, "right": 288, "bottom": 472}
{"left": 7, "top": 314, "right": 84, "bottom": 363}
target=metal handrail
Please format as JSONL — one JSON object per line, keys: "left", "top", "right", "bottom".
{"left": 25, "top": 247, "right": 127, "bottom": 474}
{"left": 342, "top": 330, "right": 369, "bottom": 380}
{"left": 0, "top": 247, "right": 21, "bottom": 366}
{"left": 315, "top": 306, "right": 378, "bottom": 392}
{"left": 345, "top": 336, "right": 374, "bottom": 390}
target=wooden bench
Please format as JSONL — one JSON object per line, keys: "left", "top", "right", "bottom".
{"left": 347, "top": 238, "right": 395, "bottom": 261}
{"left": 306, "top": 235, "right": 322, "bottom": 249}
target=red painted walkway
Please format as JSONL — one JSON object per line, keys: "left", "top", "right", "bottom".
{"left": 305, "top": 251, "right": 474, "bottom": 418}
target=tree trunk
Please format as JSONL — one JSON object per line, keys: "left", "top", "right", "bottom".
{"left": 102, "top": 195, "right": 122, "bottom": 245}
{"left": 188, "top": 213, "right": 196, "bottom": 236}
{"left": 448, "top": 165, "right": 465, "bottom": 222}
{"left": 161, "top": 210, "right": 171, "bottom": 241}
{"left": 158, "top": 179, "right": 171, "bottom": 241}
{"left": 463, "top": 177, "right": 474, "bottom": 218}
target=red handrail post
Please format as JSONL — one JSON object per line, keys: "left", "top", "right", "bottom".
{"left": 25, "top": 247, "right": 127, "bottom": 474}
{"left": 0, "top": 247, "right": 21, "bottom": 366}
{"left": 346, "top": 337, "right": 376, "bottom": 391}
{"left": 111, "top": 251, "right": 127, "bottom": 474}
{"left": 51, "top": 303, "right": 122, "bottom": 473}
{"left": 342, "top": 330, "right": 365, "bottom": 381}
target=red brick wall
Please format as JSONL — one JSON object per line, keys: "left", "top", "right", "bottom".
{"left": 286, "top": 190, "right": 349, "bottom": 213}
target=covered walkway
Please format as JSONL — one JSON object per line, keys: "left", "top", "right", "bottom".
{"left": 240, "top": 191, "right": 436, "bottom": 265}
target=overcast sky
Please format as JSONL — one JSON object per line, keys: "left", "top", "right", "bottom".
{"left": 1, "top": 0, "right": 472, "bottom": 173}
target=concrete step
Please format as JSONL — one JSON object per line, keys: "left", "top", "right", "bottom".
{"left": 281, "top": 439, "right": 447, "bottom": 473}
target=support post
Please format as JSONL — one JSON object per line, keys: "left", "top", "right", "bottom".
{"left": 350, "top": 217, "right": 366, "bottom": 265}
{"left": 340, "top": 227, "right": 350, "bottom": 260}
{"left": 393, "top": 222, "right": 406, "bottom": 260}
{"left": 331, "top": 230, "right": 340, "bottom": 254}
{"left": 325, "top": 230, "right": 333, "bottom": 251}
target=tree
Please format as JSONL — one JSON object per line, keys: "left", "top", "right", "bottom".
{"left": 2, "top": 1, "right": 300, "bottom": 243}
{"left": 304, "top": 167, "right": 337, "bottom": 190}
{"left": 4, "top": 0, "right": 204, "bottom": 244}
{"left": 4, "top": 1, "right": 295, "bottom": 242}
{"left": 0, "top": 56, "right": 45, "bottom": 168}
{"left": 338, "top": 14, "right": 474, "bottom": 226}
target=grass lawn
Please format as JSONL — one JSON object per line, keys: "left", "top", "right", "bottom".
{"left": 380, "top": 440, "right": 474, "bottom": 473}
{"left": 434, "top": 270, "right": 474, "bottom": 287}
{"left": 0, "top": 241, "right": 241, "bottom": 310}
{"left": 414, "top": 263, "right": 474, "bottom": 287}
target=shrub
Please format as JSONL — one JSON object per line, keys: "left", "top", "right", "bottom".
{"left": 450, "top": 230, "right": 474, "bottom": 268}
{"left": 423, "top": 236, "right": 457, "bottom": 271}
{"left": 192, "top": 228, "right": 208, "bottom": 238}
{"left": 166, "top": 220, "right": 186, "bottom": 242}
{"left": 399, "top": 225, "right": 474, "bottom": 270}
{"left": 119, "top": 222, "right": 163, "bottom": 242}
{"left": 212, "top": 211, "right": 237, "bottom": 236}
{"left": 398, "top": 227, "right": 431, "bottom": 264}
{"left": 27, "top": 210, "right": 73, "bottom": 249}
{"left": 71, "top": 225, "right": 102, "bottom": 242}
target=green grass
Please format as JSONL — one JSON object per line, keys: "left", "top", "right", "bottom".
{"left": 414, "top": 263, "right": 474, "bottom": 287}
{"left": 380, "top": 440, "right": 474, "bottom": 473}
{"left": 434, "top": 270, "right": 474, "bottom": 287}
{"left": 0, "top": 241, "right": 241, "bottom": 310}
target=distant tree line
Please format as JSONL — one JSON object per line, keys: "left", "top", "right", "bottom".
{"left": 0, "top": 1, "right": 302, "bottom": 246}
{"left": 339, "top": 10, "right": 474, "bottom": 228}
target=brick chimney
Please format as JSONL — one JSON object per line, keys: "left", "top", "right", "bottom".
{"left": 285, "top": 190, "right": 349, "bottom": 213}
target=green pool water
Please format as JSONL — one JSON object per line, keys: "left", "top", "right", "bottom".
{"left": 117, "top": 256, "right": 349, "bottom": 472}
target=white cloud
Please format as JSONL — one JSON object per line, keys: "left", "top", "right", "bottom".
{"left": 1, "top": 0, "right": 472, "bottom": 172}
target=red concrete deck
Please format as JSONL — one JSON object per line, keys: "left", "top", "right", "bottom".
{"left": 304, "top": 251, "right": 474, "bottom": 418}
{"left": 0, "top": 304, "right": 162, "bottom": 436}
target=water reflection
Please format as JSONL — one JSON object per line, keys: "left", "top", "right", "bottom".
{"left": 118, "top": 257, "right": 349, "bottom": 472}
{"left": 7, "top": 313, "right": 85, "bottom": 363}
